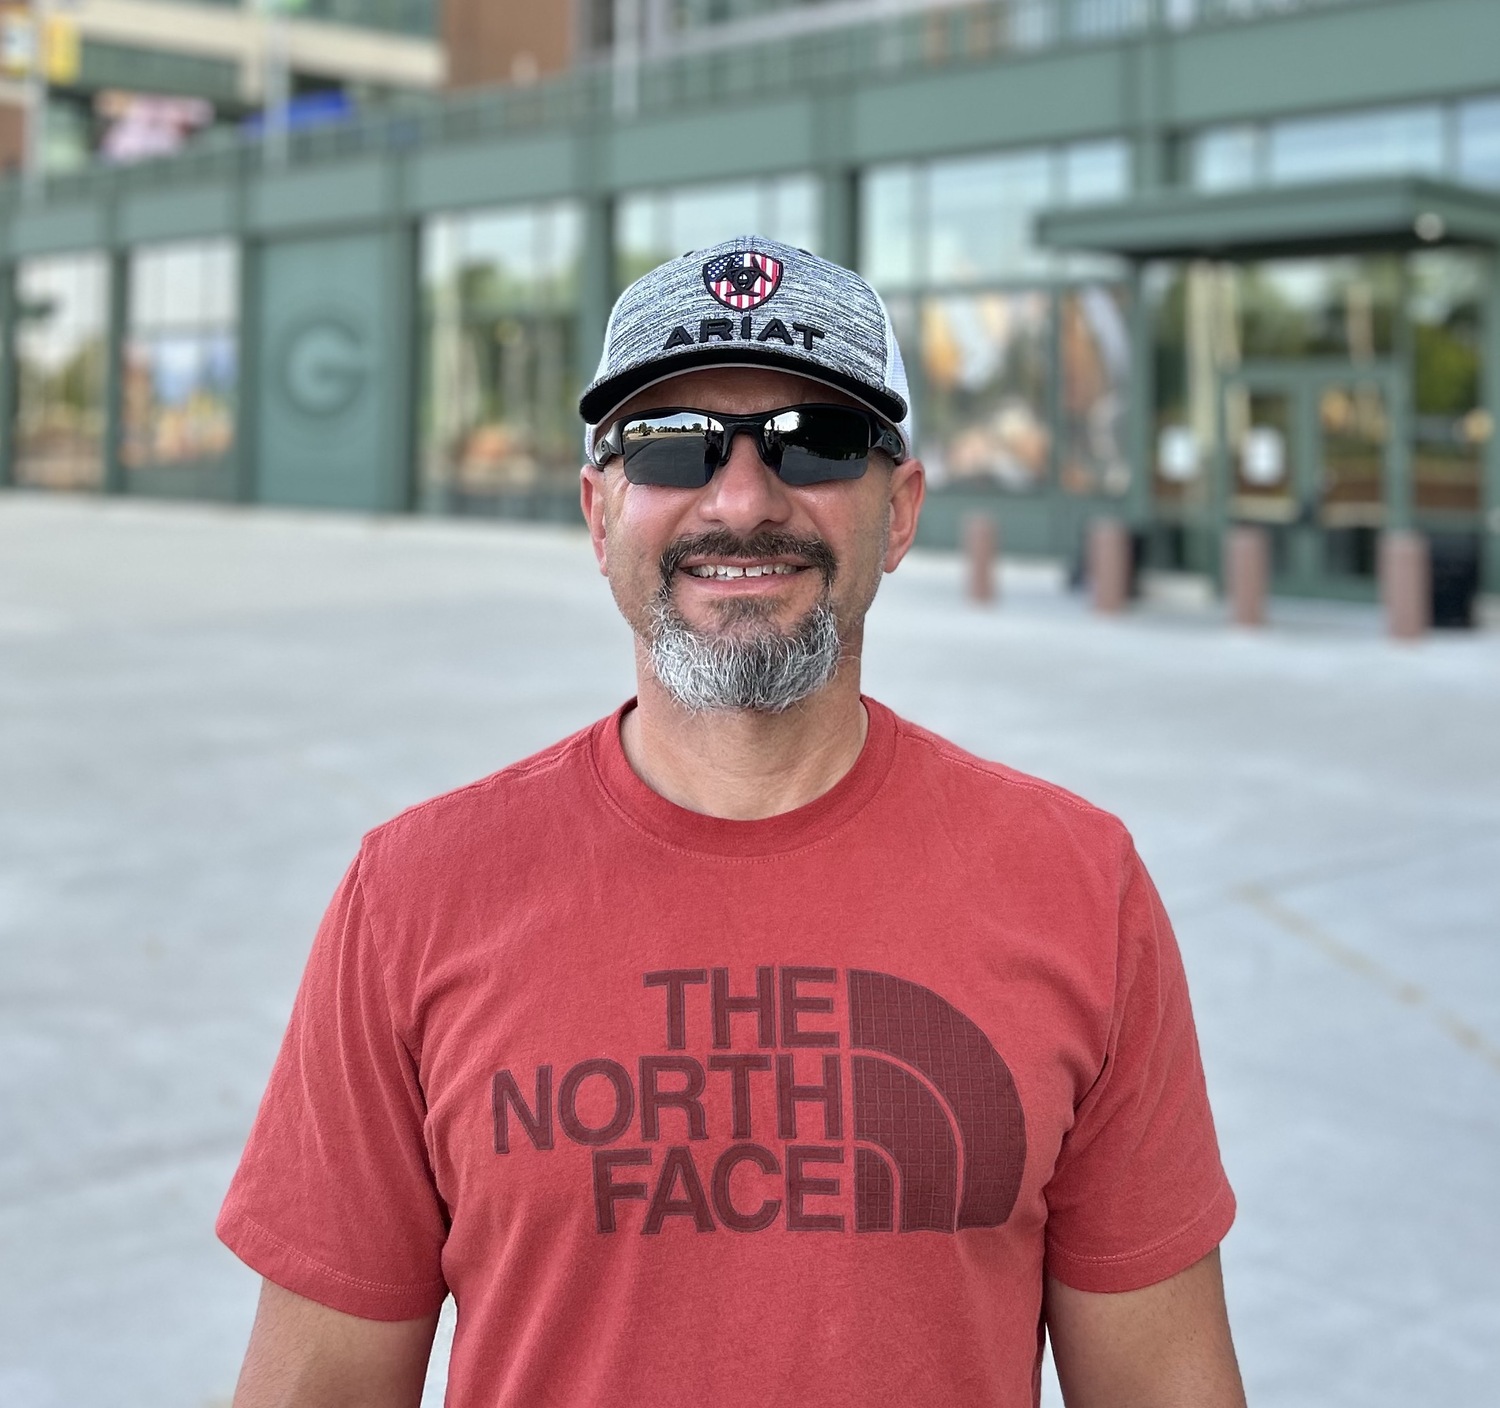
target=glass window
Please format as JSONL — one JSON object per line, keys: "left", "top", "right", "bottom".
{"left": 614, "top": 175, "right": 820, "bottom": 287}
{"left": 1055, "top": 140, "right": 1131, "bottom": 281}
{"left": 1148, "top": 255, "right": 1417, "bottom": 521}
{"left": 862, "top": 139, "right": 1125, "bottom": 294}
{"left": 1409, "top": 249, "right": 1485, "bottom": 515}
{"left": 123, "top": 240, "right": 239, "bottom": 473}
{"left": 422, "top": 200, "right": 584, "bottom": 508}
{"left": 858, "top": 140, "right": 1134, "bottom": 503}
{"left": 919, "top": 292, "right": 1051, "bottom": 489}
{"left": 294, "top": 1, "right": 437, "bottom": 38}
{"left": 1191, "top": 126, "right": 1260, "bottom": 191}
{"left": 860, "top": 164, "right": 919, "bottom": 292}
{"left": 1148, "top": 261, "right": 1234, "bottom": 510}
{"left": 1267, "top": 105, "right": 1444, "bottom": 186}
{"left": 927, "top": 149, "right": 1054, "bottom": 283}
{"left": 1237, "top": 257, "right": 1400, "bottom": 361}
{"left": 1067, "top": 0, "right": 1149, "bottom": 40}
{"left": 13, "top": 255, "right": 109, "bottom": 491}
{"left": 1058, "top": 285, "right": 1132, "bottom": 497}
{"left": 1457, "top": 96, "right": 1500, "bottom": 189}
{"left": 1059, "top": 139, "right": 1130, "bottom": 204}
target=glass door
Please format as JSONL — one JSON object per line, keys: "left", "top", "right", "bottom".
{"left": 1315, "top": 378, "right": 1390, "bottom": 581}
{"left": 1220, "top": 364, "right": 1398, "bottom": 598}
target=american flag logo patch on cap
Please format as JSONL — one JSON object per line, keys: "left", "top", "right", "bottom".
{"left": 702, "top": 250, "right": 784, "bottom": 311}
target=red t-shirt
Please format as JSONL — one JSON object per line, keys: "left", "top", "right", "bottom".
{"left": 219, "top": 699, "right": 1233, "bottom": 1406}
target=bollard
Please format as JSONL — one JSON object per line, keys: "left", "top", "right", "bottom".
{"left": 1224, "top": 524, "right": 1270, "bottom": 628}
{"left": 1380, "top": 530, "right": 1430, "bottom": 641}
{"left": 1088, "top": 518, "right": 1132, "bottom": 615}
{"left": 962, "top": 512, "right": 998, "bottom": 604}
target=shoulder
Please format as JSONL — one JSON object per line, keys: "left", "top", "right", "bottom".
{"left": 892, "top": 709, "right": 1124, "bottom": 829}
{"left": 885, "top": 706, "right": 1136, "bottom": 880}
{"left": 357, "top": 719, "right": 599, "bottom": 879}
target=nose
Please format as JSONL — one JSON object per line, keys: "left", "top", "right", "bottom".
{"left": 695, "top": 424, "right": 791, "bottom": 534}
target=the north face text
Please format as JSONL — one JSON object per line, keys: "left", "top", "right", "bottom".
{"left": 491, "top": 967, "right": 1028, "bottom": 1237}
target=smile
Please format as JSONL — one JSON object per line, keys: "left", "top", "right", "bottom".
{"left": 683, "top": 563, "right": 803, "bottom": 579}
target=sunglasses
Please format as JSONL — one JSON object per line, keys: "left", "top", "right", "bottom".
{"left": 591, "top": 404, "right": 906, "bottom": 488}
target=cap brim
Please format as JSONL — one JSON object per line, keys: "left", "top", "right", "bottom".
{"left": 579, "top": 344, "right": 908, "bottom": 430}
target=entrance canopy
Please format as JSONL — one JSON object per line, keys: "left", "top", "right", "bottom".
{"left": 1036, "top": 176, "right": 1500, "bottom": 261}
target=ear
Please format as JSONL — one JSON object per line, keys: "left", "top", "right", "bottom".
{"left": 883, "top": 458, "right": 926, "bottom": 573}
{"left": 579, "top": 465, "right": 609, "bottom": 575}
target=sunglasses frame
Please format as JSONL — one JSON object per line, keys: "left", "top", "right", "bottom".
{"left": 590, "top": 402, "right": 907, "bottom": 486}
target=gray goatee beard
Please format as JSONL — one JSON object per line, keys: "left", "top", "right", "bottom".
{"left": 644, "top": 530, "right": 844, "bottom": 715}
{"left": 647, "top": 597, "right": 843, "bottom": 715}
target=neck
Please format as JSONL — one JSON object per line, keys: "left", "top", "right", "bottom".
{"left": 621, "top": 645, "right": 869, "bottom": 821}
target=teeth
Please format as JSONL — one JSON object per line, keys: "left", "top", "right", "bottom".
{"left": 686, "top": 563, "right": 798, "bottom": 579}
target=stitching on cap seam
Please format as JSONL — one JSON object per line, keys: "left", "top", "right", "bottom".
{"left": 228, "top": 1209, "right": 448, "bottom": 1295}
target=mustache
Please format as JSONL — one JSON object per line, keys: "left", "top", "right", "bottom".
{"left": 658, "top": 530, "right": 838, "bottom": 591}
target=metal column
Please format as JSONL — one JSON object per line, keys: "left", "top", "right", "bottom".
{"left": 101, "top": 248, "right": 129, "bottom": 496}
{"left": 0, "top": 265, "right": 16, "bottom": 488}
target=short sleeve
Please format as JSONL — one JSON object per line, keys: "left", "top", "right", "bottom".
{"left": 1043, "top": 845, "right": 1235, "bottom": 1292}
{"left": 217, "top": 853, "right": 449, "bottom": 1320}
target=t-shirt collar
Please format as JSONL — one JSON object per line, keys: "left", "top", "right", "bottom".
{"left": 588, "top": 696, "right": 897, "bottom": 859}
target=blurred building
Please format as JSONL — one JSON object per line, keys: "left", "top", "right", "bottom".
{"left": 0, "top": 3, "right": 445, "bottom": 174}
{"left": 0, "top": 0, "right": 1497, "bottom": 606}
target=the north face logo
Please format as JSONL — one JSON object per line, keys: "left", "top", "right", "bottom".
{"left": 849, "top": 970, "right": 1026, "bottom": 1232}
{"left": 703, "top": 251, "right": 783, "bottom": 311}
{"left": 492, "top": 967, "right": 1028, "bottom": 1237}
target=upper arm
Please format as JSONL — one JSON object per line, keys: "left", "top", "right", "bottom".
{"left": 1045, "top": 1249, "right": 1246, "bottom": 1408}
{"left": 232, "top": 1279, "right": 441, "bottom": 1408}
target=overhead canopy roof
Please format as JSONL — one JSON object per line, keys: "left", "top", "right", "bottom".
{"left": 1036, "top": 176, "right": 1500, "bottom": 261}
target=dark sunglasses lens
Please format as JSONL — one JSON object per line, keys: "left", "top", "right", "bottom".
{"left": 769, "top": 406, "right": 871, "bottom": 485}
{"left": 620, "top": 413, "right": 721, "bottom": 487}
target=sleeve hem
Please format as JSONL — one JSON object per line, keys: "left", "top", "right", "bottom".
{"left": 217, "top": 1207, "right": 448, "bottom": 1322}
{"left": 1045, "top": 1180, "right": 1237, "bottom": 1294}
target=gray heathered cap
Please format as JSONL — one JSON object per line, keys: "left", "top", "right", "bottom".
{"left": 580, "top": 235, "right": 913, "bottom": 461}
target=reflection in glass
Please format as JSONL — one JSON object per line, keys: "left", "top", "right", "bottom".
{"left": 1236, "top": 257, "right": 1398, "bottom": 361}
{"left": 1059, "top": 140, "right": 1130, "bottom": 205}
{"left": 123, "top": 240, "right": 239, "bottom": 472}
{"left": 1318, "top": 382, "right": 1388, "bottom": 528}
{"left": 615, "top": 175, "right": 819, "bottom": 287}
{"left": 1152, "top": 256, "right": 1401, "bottom": 511}
{"left": 1149, "top": 261, "right": 1237, "bottom": 509}
{"left": 1457, "top": 97, "right": 1500, "bottom": 189}
{"left": 1191, "top": 126, "right": 1259, "bottom": 191}
{"left": 1266, "top": 105, "right": 1444, "bottom": 185}
{"left": 1409, "top": 250, "right": 1485, "bottom": 514}
{"left": 927, "top": 149, "right": 1053, "bottom": 283}
{"left": 294, "top": 0, "right": 436, "bottom": 37}
{"left": 860, "top": 164, "right": 918, "bottom": 291}
{"left": 422, "top": 201, "right": 583, "bottom": 505}
{"left": 1195, "top": 102, "right": 1465, "bottom": 192}
{"left": 919, "top": 293, "right": 1050, "bottom": 489}
{"left": 862, "top": 140, "right": 1126, "bottom": 294}
{"left": 1233, "top": 391, "right": 1295, "bottom": 522}
{"left": 14, "top": 256, "right": 109, "bottom": 491}
{"left": 1058, "top": 286, "right": 1131, "bottom": 496}
{"left": 1151, "top": 257, "right": 1398, "bottom": 376}
{"left": 1157, "top": 426, "right": 1200, "bottom": 485}
{"left": 1056, "top": 142, "right": 1130, "bottom": 281}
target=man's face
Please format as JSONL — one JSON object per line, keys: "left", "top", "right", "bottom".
{"left": 580, "top": 366, "right": 924, "bottom": 709}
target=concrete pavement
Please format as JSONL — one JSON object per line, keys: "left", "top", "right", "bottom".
{"left": 1, "top": 493, "right": 1496, "bottom": 1406}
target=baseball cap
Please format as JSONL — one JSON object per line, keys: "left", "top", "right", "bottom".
{"left": 580, "top": 235, "right": 914, "bottom": 463}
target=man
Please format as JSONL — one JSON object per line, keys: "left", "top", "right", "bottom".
{"left": 220, "top": 237, "right": 1244, "bottom": 1407}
